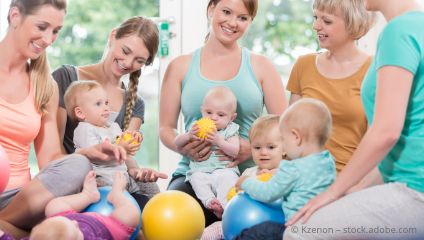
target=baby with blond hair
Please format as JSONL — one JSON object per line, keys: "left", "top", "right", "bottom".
{"left": 175, "top": 86, "right": 240, "bottom": 219}
{"left": 64, "top": 81, "right": 165, "bottom": 200}
{"left": 233, "top": 98, "right": 337, "bottom": 240}
{"left": 202, "top": 115, "right": 286, "bottom": 240}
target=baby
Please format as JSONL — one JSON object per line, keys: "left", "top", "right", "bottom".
{"left": 233, "top": 98, "right": 337, "bottom": 239}
{"left": 64, "top": 81, "right": 164, "bottom": 199}
{"left": 175, "top": 86, "right": 240, "bottom": 219}
{"left": 0, "top": 171, "right": 139, "bottom": 240}
{"left": 201, "top": 115, "right": 286, "bottom": 240}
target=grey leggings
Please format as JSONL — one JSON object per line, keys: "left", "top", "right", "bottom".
{"left": 0, "top": 154, "right": 92, "bottom": 210}
{"left": 284, "top": 182, "right": 424, "bottom": 240}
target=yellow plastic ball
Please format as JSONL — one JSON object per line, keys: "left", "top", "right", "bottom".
{"left": 196, "top": 118, "right": 216, "bottom": 139}
{"left": 116, "top": 133, "right": 138, "bottom": 145}
{"left": 141, "top": 191, "right": 205, "bottom": 240}
{"left": 227, "top": 173, "right": 274, "bottom": 202}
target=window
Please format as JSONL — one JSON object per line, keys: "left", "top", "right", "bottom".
{"left": 241, "top": 0, "right": 318, "bottom": 104}
{"left": 0, "top": 0, "right": 161, "bottom": 172}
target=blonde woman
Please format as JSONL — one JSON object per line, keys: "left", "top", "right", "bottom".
{"left": 287, "top": 0, "right": 376, "bottom": 173}
{"left": 53, "top": 16, "right": 166, "bottom": 215}
{"left": 159, "top": 0, "right": 288, "bottom": 226}
{"left": 0, "top": 0, "right": 126, "bottom": 238}
{"left": 284, "top": 0, "right": 424, "bottom": 239}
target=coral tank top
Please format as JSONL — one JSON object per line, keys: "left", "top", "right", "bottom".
{"left": 0, "top": 80, "right": 41, "bottom": 189}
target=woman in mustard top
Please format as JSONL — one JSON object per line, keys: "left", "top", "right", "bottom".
{"left": 285, "top": 0, "right": 424, "bottom": 239}
{"left": 287, "top": 0, "right": 376, "bottom": 173}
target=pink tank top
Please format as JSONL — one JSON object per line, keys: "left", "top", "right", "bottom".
{"left": 0, "top": 81, "right": 42, "bottom": 189}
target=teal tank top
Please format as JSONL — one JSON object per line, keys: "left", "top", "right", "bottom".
{"left": 173, "top": 47, "right": 264, "bottom": 176}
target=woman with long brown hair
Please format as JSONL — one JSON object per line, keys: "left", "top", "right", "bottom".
{"left": 159, "top": 0, "right": 288, "bottom": 226}
{"left": 0, "top": 0, "right": 126, "bottom": 238}
{"left": 53, "top": 16, "right": 167, "bottom": 216}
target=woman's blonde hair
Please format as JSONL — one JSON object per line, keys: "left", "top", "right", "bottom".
{"left": 205, "top": 0, "right": 258, "bottom": 44}
{"left": 313, "top": 0, "right": 377, "bottom": 40}
{"left": 8, "top": 0, "right": 67, "bottom": 114}
{"left": 102, "top": 16, "right": 159, "bottom": 131}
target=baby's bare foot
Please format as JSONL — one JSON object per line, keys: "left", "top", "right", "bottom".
{"left": 82, "top": 171, "right": 101, "bottom": 203}
{"left": 207, "top": 199, "right": 224, "bottom": 219}
{"left": 107, "top": 172, "right": 127, "bottom": 204}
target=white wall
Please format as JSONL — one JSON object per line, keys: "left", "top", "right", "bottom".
{"left": 358, "top": 12, "right": 386, "bottom": 55}
{"left": 157, "top": 0, "right": 208, "bottom": 191}
{"left": 359, "top": 0, "right": 424, "bottom": 55}
{"left": 0, "top": 0, "right": 11, "bottom": 40}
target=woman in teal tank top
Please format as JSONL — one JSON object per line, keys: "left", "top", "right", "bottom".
{"left": 159, "top": 0, "right": 287, "bottom": 226}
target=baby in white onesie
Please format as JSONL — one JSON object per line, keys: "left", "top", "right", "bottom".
{"left": 64, "top": 80, "right": 164, "bottom": 198}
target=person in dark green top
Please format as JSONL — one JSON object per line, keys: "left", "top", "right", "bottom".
{"left": 284, "top": 0, "right": 424, "bottom": 239}
{"left": 159, "top": 0, "right": 288, "bottom": 226}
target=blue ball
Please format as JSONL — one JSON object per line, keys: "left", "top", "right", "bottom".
{"left": 82, "top": 186, "right": 141, "bottom": 240}
{"left": 222, "top": 192, "right": 285, "bottom": 240}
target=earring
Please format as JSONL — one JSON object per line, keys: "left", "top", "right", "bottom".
{"left": 13, "top": 25, "right": 16, "bottom": 29}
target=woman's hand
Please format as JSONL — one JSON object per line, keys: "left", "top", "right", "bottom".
{"left": 217, "top": 136, "right": 251, "bottom": 168}
{"left": 129, "top": 168, "right": 168, "bottom": 182}
{"left": 285, "top": 189, "right": 335, "bottom": 226}
{"left": 179, "top": 139, "right": 213, "bottom": 162}
{"left": 80, "top": 141, "right": 127, "bottom": 165}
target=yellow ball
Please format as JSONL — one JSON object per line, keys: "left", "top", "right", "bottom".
{"left": 141, "top": 191, "right": 205, "bottom": 240}
{"left": 256, "top": 173, "right": 273, "bottom": 182}
{"left": 116, "top": 133, "right": 138, "bottom": 145}
{"left": 227, "top": 173, "right": 274, "bottom": 202}
{"left": 196, "top": 118, "right": 216, "bottom": 139}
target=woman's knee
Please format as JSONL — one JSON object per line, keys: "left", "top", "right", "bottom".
{"left": 65, "top": 154, "right": 92, "bottom": 181}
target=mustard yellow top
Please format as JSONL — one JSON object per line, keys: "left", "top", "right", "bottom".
{"left": 286, "top": 53, "right": 372, "bottom": 173}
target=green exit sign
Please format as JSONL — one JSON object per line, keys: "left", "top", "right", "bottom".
{"left": 159, "top": 22, "right": 169, "bottom": 57}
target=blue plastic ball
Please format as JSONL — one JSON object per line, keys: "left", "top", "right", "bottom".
{"left": 82, "top": 186, "right": 141, "bottom": 240}
{"left": 222, "top": 192, "right": 285, "bottom": 240}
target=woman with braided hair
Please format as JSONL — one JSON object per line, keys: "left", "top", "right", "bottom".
{"left": 53, "top": 16, "right": 165, "bottom": 213}
{"left": 0, "top": 0, "right": 127, "bottom": 238}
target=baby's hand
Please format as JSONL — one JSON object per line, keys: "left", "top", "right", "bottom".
{"left": 129, "top": 168, "right": 168, "bottom": 182}
{"left": 189, "top": 124, "right": 200, "bottom": 140}
{"left": 124, "top": 130, "right": 144, "bottom": 143}
{"left": 205, "top": 127, "right": 222, "bottom": 144}
{"left": 117, "top": 133, "right": 141, "bottom": 155}
{"left": 260, "top": 169, "right": 278, "bottom": 175}
{"left": 235, "top": 175, "right": 251, "bottom": 192}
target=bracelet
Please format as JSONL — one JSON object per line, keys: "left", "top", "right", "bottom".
{"left": 327, "top": 188, "right": 337, "bottom": 201}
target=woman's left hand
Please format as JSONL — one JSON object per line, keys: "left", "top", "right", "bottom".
{"left": 285, "top": 190, "right": 335, "bottom": 226}
{"left": 82, "top": 141, "right": 127, "bottom": 165}
{"left": 216, "top": 136, "right": 251, "bottom": 168}
{"left": 131, "top": 168, "right": 168, "bottom": 182}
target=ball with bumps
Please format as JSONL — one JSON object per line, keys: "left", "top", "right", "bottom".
{"left": 116, "top": 133, "right": 139, "bottom": 145}
{"left": 196, "top": 118, "right": 216, "bottom": 139}
{"left": 227, "top": 173, "right": 273, "bottom": 202}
